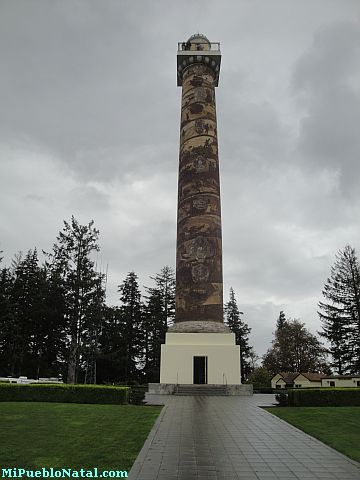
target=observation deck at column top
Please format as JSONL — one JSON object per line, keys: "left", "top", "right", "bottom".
{"left": 177, "top": 33, "right": 221, "bottom": 87}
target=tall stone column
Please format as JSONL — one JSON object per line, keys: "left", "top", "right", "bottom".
{"left": 155, "top": 35, "right": 242, "bottom": 388}
{"left": 173, "top": 35, "right": 228, "bottom": 333}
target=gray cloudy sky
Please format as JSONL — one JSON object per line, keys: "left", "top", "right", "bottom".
{"left": 1, "top": 0, "right": 360, "bottom": 357}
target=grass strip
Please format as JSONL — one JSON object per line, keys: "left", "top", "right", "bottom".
{"left": 0, "top": 402, "right": 161, "bottom": 471}
{"left": 265, "top": 406, "right": 360, "bottom": 463}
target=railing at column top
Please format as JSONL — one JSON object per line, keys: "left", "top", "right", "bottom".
{"left": 178, "top": 42, "right": 220, "bottom": 52}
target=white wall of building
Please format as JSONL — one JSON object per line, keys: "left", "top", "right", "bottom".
{"left": 321, "top": 377, "right": 360, "bottom": 388}
{"left": 160, "top": 332, "right": 241, "bottom": 385}
{"left": 293, "top": 374, "right": 321, "bottom": 388}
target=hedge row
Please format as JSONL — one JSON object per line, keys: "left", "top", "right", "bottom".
{"left": 0, "top": 383, "right": 129, "bottom": 405}
{"left": 288, "top": 388, "right": 360, "bottom": 407}
{"left": 129, "top": 385, "right": 147, "bottom": 405}
{"left": 253, "top": 387, "right": 274, "bottom": 394}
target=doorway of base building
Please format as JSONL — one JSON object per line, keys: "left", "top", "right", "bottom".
{"left": 193, "top": 356, "right": 208, "bottom": 384}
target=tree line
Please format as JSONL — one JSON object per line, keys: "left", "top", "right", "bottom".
{"left": 4, "top": 217, "right": 355, "bottom": 384}
{"left": 0, "top": 216, "right": 254, "bottom": 384}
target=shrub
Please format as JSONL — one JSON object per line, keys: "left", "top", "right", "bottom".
{"left": 275, "top": 391, "right": 288, "bottom": 406}
{"left": 129, "top": 386, "right": 147, "bottom": 405}
{"left": 247, "top": 367, "right": 272, "bottom": 390}
{"left": 0, "top": 383, "right": 129, "bottom": 405}
{"left": 288, "top": 388, "right": 360, "bottom": 407}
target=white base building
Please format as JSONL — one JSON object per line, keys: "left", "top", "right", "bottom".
{"left": 160, "top": 332, "right": 240, "bottom": 385}
{"left": 149, "top": 322, "right": 253, "bottom": 396}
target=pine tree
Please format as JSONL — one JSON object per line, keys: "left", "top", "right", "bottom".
{"left": 26, "top": 257, "right": 51, "bottom": 380}
{"left": 0, "top": 250, "right": 67, "bottom": 379}
{"left": 319, "top": 245, "right": 360, "bottom": 374}
{"left": 0, "top": 259, "right": 15, "bottom": 376}
{"left": 118, "top": 271, "right": 143, "bottom": 383}
{"left": 224, "top": 287, "right": 253, "bottom": 382}
{"left": 83, "top": 274, "right": 106, "bottom": 384}
{"left": 142, "top": 266, "right": 175, "bottom": 382}
{"left": 142, "top": 289, "right": 164, "bottom": 382}
{"left": 45, "top": 216, "right": 105, "bottom": 383}
{"left": 41, "top": 266, "right": 67, "bottom": 378}
{"left": 274, "top": 311, "right": 293, "bottom": 371}
{"left": 151, "top": 266, "right": 176, "bottom": 329}
{"left": 9, "top": 249, "right": 47, "bottom": 377}
{"left": 97, "top": 306, "right": 127, "bottom": 384}
{"left": 277, "top": 311, "right": 286, "bottom": 330}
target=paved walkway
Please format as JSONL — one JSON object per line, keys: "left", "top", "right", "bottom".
{"left": 128, "top": 394, "right": 360, "bottom": 480}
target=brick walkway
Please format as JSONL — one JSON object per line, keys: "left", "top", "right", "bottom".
{"left": 128, "top": 394, "right": 360, "bottom": 480}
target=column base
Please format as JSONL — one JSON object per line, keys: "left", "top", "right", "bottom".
{"left": 160, "top": 331, "right": 241, "bottom": 385}
{"left": 148, "top": 383, "right": 253, "bottom": 396}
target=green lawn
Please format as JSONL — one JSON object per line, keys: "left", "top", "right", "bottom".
{"left": 266, "top": 406, "right": 360, "bottom": 463}
{"left": 0, "top": 402, "right": 162, "bottom": 472}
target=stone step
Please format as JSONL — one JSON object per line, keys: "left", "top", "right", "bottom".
{"left": 175, "top": 385, "right": 228, "bottom": 396}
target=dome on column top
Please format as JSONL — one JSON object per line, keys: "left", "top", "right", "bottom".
{"left": 185, "top": 33, "right": 211, "bottom": 52}
{"left": 187, "top": 33, "right": 211, "bottom": 44}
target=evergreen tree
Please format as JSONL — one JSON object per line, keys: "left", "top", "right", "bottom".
{"left": 0, "top": 259, "right": 15, "bottom": 376}
{"left": 262, "top": 317, "right": 328, "bottom": 375}
{"left": 45, "top": 216, "right": 105, "bottom": 383}
{"left": 277, "top": 311, "right": 286, "bottom": 330}
{"left": 142, "top": 289, "right": 164, "bottom": 382}
{"left": 118, "top": 271, "right": 143, "bottom": 383}
{"left": 8, "top": 249, "right": 47, "bottom": 377}
{"left": 41, "top": 266, "right": 67, "bottom": 378}
{"left": 318, "top": 245, "right": 360, "bottom": 374}
{"left": 97, "top": 306, "right": 128, "bottom": 384}
{"left": 151, "top": 266, "right": 176, "bottom": 329}
{"left": 26, "top": 257, "right": 52, "bottom": 380}
{"left": 224, "top": 287, "right": 252, "bottom": 382}
{"left": 274, "top": 310, "right": 292, "bottom": 371}
{"left": 82, "top": 273, "right": 106, "bottom": 384}
{"left": 0, "top": 250, "right": 67, "bottom": 379}
{"left": 142, "top": 266, "right": 175, "bottom": 382}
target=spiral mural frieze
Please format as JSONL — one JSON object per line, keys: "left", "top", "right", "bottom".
{"left": 175, "top": 58, "right": 223, "bottom": 324}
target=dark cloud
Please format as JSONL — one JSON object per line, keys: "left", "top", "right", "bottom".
{"left": 292, "top": 20, "right": 360, "bottom": 195}
{"left": 0, "top": 0, "right": 179, "bottom": 182}
{"left": 1, "top": 1, "right": 360, "bottom": 356}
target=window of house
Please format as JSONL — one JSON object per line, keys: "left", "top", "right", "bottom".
{"left": 276, "top": 385, "right": 281, "bottom": 389}
{"left": 295, "top": 384, "right": 301, "bottom": 388}
{"left": 330, "top": 381, "right": 335, "bottom": 387}
{"left": 357, "top": 381, "right": 360, "bottom": 387}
